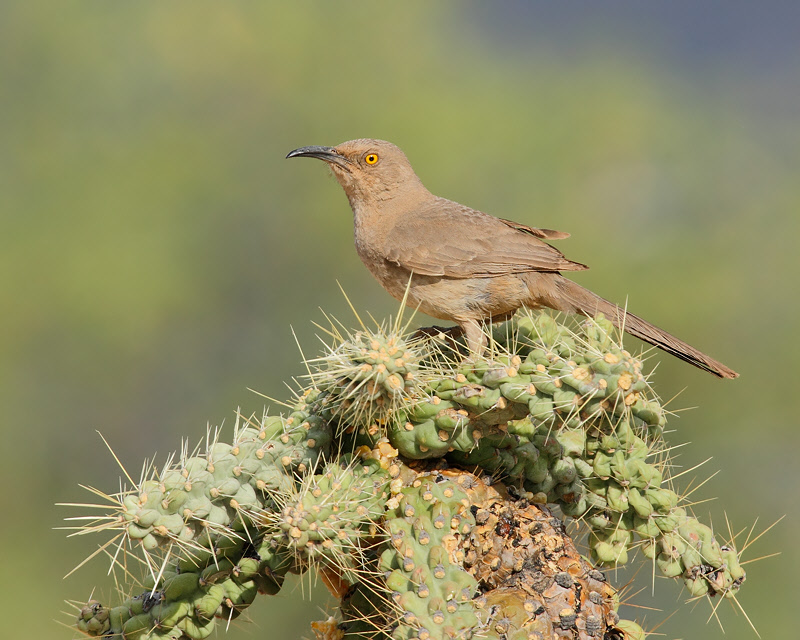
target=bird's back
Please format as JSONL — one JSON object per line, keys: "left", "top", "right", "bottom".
{"left": 381, "top": 196, "right": 587, "bottom": 278}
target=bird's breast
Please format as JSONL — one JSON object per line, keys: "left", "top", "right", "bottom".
{"left": 352, "top": 204, "right": 393, "bottom": 267}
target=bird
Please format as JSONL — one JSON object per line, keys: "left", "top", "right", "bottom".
{"left": 286, "top": 138, "right": 738, "bottom": 379}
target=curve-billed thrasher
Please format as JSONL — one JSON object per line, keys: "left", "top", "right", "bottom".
{"left": 287, "top": 139, "right": 738, "bottom": 379}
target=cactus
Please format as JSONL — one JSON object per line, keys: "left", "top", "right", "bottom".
{"left": 262, "top": 455, "right": 392, "bottom": 581}
{"left": 308, "top": 325, "right": 425, "bottom": 433}
{"left": 460, "top": 470, "right": 644, "bottom": 640}
{"left": 76, "top": 536, "right": 291, "bottom": 640}
{"left": 378, "top": 473, "right": 479, "bottom": 640}
{"left": 83, "top": 406, "right": 332, "bottom": 558}
{"left": 66, "top": 309, "right": 750, "bottom": 639}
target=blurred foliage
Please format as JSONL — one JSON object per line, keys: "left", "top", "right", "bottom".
{"left": 1, "top": 2, "right": 797, "bottom": 639}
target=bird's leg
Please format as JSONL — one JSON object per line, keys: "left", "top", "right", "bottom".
{"left": 463, "top": 319, "right": 487, "bottom": 358}
{"left": 413, "top": 322, "right": 486, "bottom": 359}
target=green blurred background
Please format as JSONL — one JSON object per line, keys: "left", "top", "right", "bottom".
{"left": 2, "top": 2, "right": 798, "bottom": 638}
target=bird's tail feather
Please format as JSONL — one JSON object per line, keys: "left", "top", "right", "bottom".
{"left": 554, "top": 278, "right": 738, "bottom": 379}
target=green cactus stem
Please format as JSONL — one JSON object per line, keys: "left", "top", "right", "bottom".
{"left": 261, "top": 456, "right": 392, "bottom": 581}
{"left": 76, "top": 532, "right": 293, "bottom": 640}
{"left": 378, "top": 473, "right": 479, "bottom": 640}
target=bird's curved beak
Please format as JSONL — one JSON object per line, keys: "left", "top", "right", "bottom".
{"left": 286, "top": 145, "right": 352, "bottom": 169}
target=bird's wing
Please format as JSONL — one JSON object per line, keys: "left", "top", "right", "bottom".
{"left": 498, "top": 218, "right": 571, "bottom": 240}
{"left": 384, "top": 199, "right": 588, "bottom": 278}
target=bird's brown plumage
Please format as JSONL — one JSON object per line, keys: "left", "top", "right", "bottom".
{"left": 287, "top": 138, "right": 738, "bottom": 379}
{"left": 384, "top": 198, "right": 588, "bottom": 277}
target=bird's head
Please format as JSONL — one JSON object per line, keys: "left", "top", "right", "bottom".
{"left": 286, "top": 138, "right": 426, "bottom": 206}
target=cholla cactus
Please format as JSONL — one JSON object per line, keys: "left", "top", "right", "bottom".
{"left": 65, "top": 309, "right": 750, "bottom": 640}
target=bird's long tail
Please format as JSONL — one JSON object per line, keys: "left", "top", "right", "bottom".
{"left": 552, "top": 277, "right": 738, "bottom": 379}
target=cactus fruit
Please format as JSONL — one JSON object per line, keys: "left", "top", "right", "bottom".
{"left": 67, "top": 309, "right": 750, "bottom": 639}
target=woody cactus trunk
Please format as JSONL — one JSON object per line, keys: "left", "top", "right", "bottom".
{"left": 66, "top": 310, "right": 746, "bottom": 640}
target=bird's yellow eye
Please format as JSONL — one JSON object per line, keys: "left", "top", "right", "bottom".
{"left": 364, "top": 153, "right": 379, "bottom": 165}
